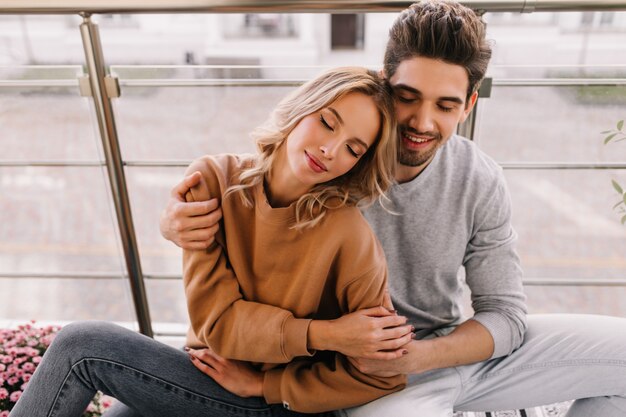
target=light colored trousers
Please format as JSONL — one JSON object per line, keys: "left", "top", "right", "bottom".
{"left": 340, "top": 314, "right": 626, "bottom": 417}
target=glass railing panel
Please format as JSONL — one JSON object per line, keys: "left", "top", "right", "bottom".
{"left": 125, "top": 166, "right": 186, "bottom": 277}
{"left": 0, "top": 167, "right": 123, "bottom": 275}
{"left": 0, "top": 15, "right": 84, "bottom": 65}
{"left": 505, "top": 169, "right": 626, "bottom": 283}
{"left": 145, "top": 280, "right": 189, "bottom": 329}
{"left": 0, "top": 66, "right": 102, "bottom": 162}
{"left": 112, "top": 85, "right": 289, "bottom": 160}
{"left": 475, "top": 81, "right": 626, "bottom": 164}
{"left": 0, "top": 277, "right": 135, "bottom": 323}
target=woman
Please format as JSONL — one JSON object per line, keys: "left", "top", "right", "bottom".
{"left": 11, "top": 67, "right": 411, "bottom": 417}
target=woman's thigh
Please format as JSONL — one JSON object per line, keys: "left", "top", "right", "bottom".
{"left": 26, "top": 321, "right": 312, "bottom": 417}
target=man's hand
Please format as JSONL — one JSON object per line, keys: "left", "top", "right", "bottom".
{"left": 187, "top": 347, "right": 264, "bottom": 398}
{"left": 350, "top": 320, "right": 496, "bottom": 377}
{"left": 349, "top": 339, "right": 422, "bottom": 377}
{"left": 308, "top": 307, "right": 414, "bottom": 360}
{"left": 159, "top": 171, "right": 222, "bottom": 250}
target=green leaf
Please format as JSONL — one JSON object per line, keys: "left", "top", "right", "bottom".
{"left": 613, "top": 200, "right": 624, "bottom": 210}
{"left": 600, "top": 130, "right": 613, "bottom": 134}
{"left": 614, "top": 137, "right": 626, "bottom": 143}
{"left": 618, "top": 120, "right": 624, "bottom": 131}
{"left": 621, "top": 214, "right": 626, "bottom": 225}
{"left": 613, "top": 179, "right": 624, "bottom": 194}
{"left": 604, "top": 133, "right": 619, "bottom": 144}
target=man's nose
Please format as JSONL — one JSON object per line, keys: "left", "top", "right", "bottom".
{"left": 407, "top": 104, "right": 435, "bottom": 133}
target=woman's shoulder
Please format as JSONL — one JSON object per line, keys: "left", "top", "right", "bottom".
{"left": 322, "top": 205, "right": 384, "bottom": 259}
{"left": 186, "top": 153, "right": 255, "bottom": 179}
{"left": 184, "top": 153, "right": 255, "bottom": 202}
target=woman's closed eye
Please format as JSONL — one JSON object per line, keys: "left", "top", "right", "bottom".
{"left": 346, "top": 144, "right": 361, "bottom": 158}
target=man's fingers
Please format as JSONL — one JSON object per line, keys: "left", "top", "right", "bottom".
{"left": 381, "top": 324, "right": 414, "bottom": 340}
{"left": 368, "top": 349, "right": 407, "bottom": 361}
{"left": 182, "top": 171, "right": 203, "bottom": 192}
{"left": 180, "top": 239, "right": 215, "bottom": 251}
{"left": 378, "top": 332, "right": 413, "bottom": 351}
{"left": 173, "top": 171, "right": 202, "bottom": 200}
{"left": 174, "top": 199, "right": 219, "bottom": 219}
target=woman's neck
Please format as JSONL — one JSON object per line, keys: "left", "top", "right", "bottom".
{"left": 265, "top": 149, "right": 309, "bottom": 208}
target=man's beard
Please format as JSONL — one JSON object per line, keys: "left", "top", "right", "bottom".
{"left": 397, "top": 127, "right": 442, "bottom": 167}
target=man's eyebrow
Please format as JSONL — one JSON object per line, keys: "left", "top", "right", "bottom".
{"left": 393, "top": 83, "right": 464, "bottom": 105}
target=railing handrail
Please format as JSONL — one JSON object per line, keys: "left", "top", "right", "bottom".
{"left": 1, "top": 0, "right": 626, "bottom": 14}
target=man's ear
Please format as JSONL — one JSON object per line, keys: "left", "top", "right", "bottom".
{"left": 379, "top": 68, "right": 386, "bottom": 79}
{"left": 460, "top": 91, "right": 479, "bottom": 123}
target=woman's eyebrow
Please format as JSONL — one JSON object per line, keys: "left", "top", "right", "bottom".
{"left": 327, "top": 107, "right": 344, "bottom": 125}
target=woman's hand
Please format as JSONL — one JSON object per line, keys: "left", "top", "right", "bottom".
{"left": 308, "top": 307, "right": 414, "bottom": 360}
{"left": 187, "top": 347, "right": 264, "bottom": 398}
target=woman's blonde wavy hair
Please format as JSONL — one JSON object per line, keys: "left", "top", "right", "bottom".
{"left": 225, "top": 66, "right": 397, "bottom": 229}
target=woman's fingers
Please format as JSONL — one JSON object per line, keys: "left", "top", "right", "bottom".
{"left": 375, "top": 314, "right": 408, "bottom": 329}
{"left": 189, "top": 351, "right": 218, "bottom": 377}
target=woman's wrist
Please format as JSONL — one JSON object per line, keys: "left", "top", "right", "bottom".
{"left": 307, "top": 320, "right": 334, "bottom": 351}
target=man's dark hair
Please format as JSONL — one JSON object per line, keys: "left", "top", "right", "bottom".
{"left": 384, "top": 0, "right": 492, "bottom": 100}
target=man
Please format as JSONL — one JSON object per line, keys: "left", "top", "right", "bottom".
{"left": 161, "top": 1, "right": 626, "bottom": 415}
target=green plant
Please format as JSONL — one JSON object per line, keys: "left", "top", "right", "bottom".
{"left": 602, "top": 120, "right": 626, "bottom": 225}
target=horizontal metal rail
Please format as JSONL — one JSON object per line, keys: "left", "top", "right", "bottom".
{"left": 2, "top": 78, "right": 626, "bottom": 89}
{"left": 500, "top": 163, "right": 626, "bottom": 170}
{"left": 2, "top": 161, "right": 625, "bottom": 169}
{"left": 1, "top": 0, "right": 626, "bottom": 14}
{"left": 0, "top": 160, "right": 105, "bottom": 167}
{"left": 2, "top": 272, "right": 626, "bottom": 287}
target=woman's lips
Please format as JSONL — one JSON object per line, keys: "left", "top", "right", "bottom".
{"left": 305, "top": 151, "right": 327, "bottom": 173}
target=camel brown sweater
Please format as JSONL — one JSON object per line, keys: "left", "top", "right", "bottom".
{"left": 183, "top": 154, "right": 405, "bottom": 413}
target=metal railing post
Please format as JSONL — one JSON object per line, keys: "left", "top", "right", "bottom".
{"left": 79, "top": 14, "right": 153, "bottom": 337}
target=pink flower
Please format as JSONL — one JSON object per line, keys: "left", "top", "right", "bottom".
{"left": 0, "top": 411, "right": 10, "bottom": 417}
{"left": 9, "top": 390, "right": 22, "bottom": 402}
{"left": 22, "top": 373, "right": 32, "bottom": 382}
{"left": 102, "top": 398, "right": 113, "bottom": 408}
{"left": 32, "top": 356, "right": 42, "bottom": 364}
{"left": 0, "top": 388, "right": 8, "bottom": 399}
{"left": 0, "top": 363, "right": 5, "bottom": 371}
{"left": 8, "top": 376, "right": 19, "bottom": 385}
{"left": 1, "top": 356, "right": 12, "bottom": 364}
{"left": 22, "top": 362, "right": 35, "bottom": 372}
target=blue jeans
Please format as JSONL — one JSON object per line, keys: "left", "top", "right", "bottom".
{"left": 10, "top": 321, "right": 324, "bottom": 417}
{"left": 340, "top": 314, "right": 626, "bottom": 417}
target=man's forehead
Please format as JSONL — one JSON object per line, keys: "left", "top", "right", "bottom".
{"left": 389, "top": 56, "right": 469, "bottom": 99}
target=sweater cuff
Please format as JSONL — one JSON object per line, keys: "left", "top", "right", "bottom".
{"left": 263, "top": 368, "right": 283, "bottom": 405}
{"left": 282, "top": 317, "right": 313, "bottom": 360}
{"left": 472, "top": 312, "right": 515, "bottom": 358}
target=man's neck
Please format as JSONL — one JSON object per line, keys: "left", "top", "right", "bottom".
{"left": 395, "top": 155, "right": 435, "bottom": 184}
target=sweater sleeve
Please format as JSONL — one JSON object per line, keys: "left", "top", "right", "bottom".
{"left": 182, "top": 157, "right": 312, "bottom": 363}
{"left": 463, "top": 169, "right": 527, "bottom": 358}
{"left": 262, "top": 261, "right": 406, "bottom": 413}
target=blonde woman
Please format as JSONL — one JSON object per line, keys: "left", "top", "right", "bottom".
{"left": 12, "top": 67, "right": 411, "bottom": 417}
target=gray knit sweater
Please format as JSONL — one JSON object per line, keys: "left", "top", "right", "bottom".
{"left": 362, "top": 135, "right": 527, "bottom": 358}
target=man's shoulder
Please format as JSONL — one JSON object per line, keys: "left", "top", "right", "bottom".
{"left": 444, "top": 135, "right": 503, "bottom": 183}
